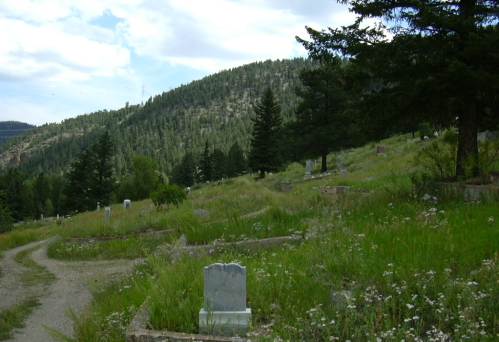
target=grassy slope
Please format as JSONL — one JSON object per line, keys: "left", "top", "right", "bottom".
{"left": 1, "top": 133, "right": 498, "bottom": 340}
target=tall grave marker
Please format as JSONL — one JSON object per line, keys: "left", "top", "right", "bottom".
{"left": 199, "top": 263, "right": 251, "bottom": 336}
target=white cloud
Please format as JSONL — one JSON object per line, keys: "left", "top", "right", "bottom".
{"left": 0, "top": 0, "right": 353, "bottom": 77}
{"left": 0, "top": 0, "right": 354, "bottom": 124}
{"left": 0, "top": 16, "right": 130, "bottom": 82}
{"left": 115, "top": 0, "right": 342, "bottom": 71}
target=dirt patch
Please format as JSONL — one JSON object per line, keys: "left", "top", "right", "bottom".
{"left": 0, "top": 240, "right": 47, "bottom": 312}
{"left": 0, "top": 241, "right": 143, "bottom": 342}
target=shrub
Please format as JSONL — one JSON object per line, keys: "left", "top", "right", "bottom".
{"left": 479, "top": 139, "right": 499, "bottom": 182}
{"left": 151, "top": 184, "right": 187, "bottom": 209}
{"left": 414, "top": 130, "right": 457, "bottom": 180}
{"left": 418, "top": 122, "right": 433, "bottom": 140}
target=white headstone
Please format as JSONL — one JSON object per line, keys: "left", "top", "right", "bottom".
{"left": 97, "top": 202, "right": 101, "bottom": 211}
{"left": 104, "top": 206, "right": 111, "bottom": 222}
{"left": 199, "top": 263, "right": 251, "bottom": 336}
{"left": 123, "top": 199, "right": 131, "bottom": 209}
{"left": 305, "top": 160, "right": 314, "bottom": 177}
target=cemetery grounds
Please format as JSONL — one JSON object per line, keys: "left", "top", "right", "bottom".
{"left": 0, "top": 133, "right": 497, "bottom": 340}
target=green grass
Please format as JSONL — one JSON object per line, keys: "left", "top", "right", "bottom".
{"left": 0, "top": 298, "right": 39, "bottom": 341}
{"left": 1, "top": 132, "right": 497, "bottom": 340}
{"left": 66, "top": 132, "right": 498, "bottom": 341}
{"left": 143, "top": 196, "right": 498, "bottom": 339}
{"left": 47, "top": 235, "right": 173, "bottom": 261}
{"left": 15, "top": 246, "right": 55, "bottom": 286}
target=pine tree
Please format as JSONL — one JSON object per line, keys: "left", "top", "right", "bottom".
{"left": 211, "top": 148, "right": 226, "bottom": 181}
{"left": 200, "top": 141, "right": 212, "bottom": 182}
{"left": 226, "top": 142, "right": 246, "bottom": 177}
{"left": 0, "top": 190, "right": 13, "bottom": 233}
{"left": 90, "top": 132, "right": 114, "bottom": 205}
{"left": 249, "top": 88, "right": 283, "bottom": 178}
{"left": 298, "top": 0, "right": 499, "bottom": 178}
{"left": 294, "top": 61, "right": 355, "bottom": 172}
{"left": 64, "top": 149, "right": 94, "bottom": 212}
{"left": 33, "top": 173, "right": 50, "bottom": 217}
{"left": 2, "top": 169, "right": 33, "bottom": 220}
{"left": 171, "top": 153, "right": 195, "bottom": 187}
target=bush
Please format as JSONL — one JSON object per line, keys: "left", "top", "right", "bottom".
{"left": 151, "top": 184, "right": 187, "bottom": 209}
{"left": 414, "top": 129, "right": 457, "bottom": 180}
{"left": 479, "top": 139, "right": 499, "bottom": 182}
{"left": 418, "top": 122, "right": 433, "bottom": 140}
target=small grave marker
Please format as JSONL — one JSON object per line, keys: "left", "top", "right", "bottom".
{"left": 376, "top": 145, "right": 386, "bottom": 155}
{"left": 104, "top": 206, "right": 111, "bottom": 223}
{"left": 304, "top": 159, "right": 314, "bottom": 178}
{"left": 124, "top": 199, "right": 131, "bottom": 209}
{"left": 199, "top": 263, "right": 251, "bottom": 336}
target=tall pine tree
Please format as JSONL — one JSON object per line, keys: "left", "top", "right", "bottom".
{"left": 298, "top": 0, "right": 499, "bottom": 178}
{"left": 226, "top": 142, "right": 247, "bottom": 177}
{"left": 90, "top": 131, "right": 114, "bottom": 206}
{"left": 249, "top": 88, "right": 283, "bottom": 178}
{"left": 64, "top": 149, "right": 94, "bottom": 212}
{"left": 294, "top": 60, "right": 356, "bottom": 172}
{"left": 211, "top": 148, "right": 226, "bottom": 181}
{"left": 171, "top": 153, "right": 196, "bottom": 187}
{"left": 200, "top": 140, "right": 212, "bottom": 182}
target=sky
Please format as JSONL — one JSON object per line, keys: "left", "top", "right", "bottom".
{"left": 0, "top": 0, "right": 355, "bottom": 126}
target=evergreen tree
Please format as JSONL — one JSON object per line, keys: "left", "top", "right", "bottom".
{"left": 211, "top": 148, "right": 226, "bottom": 181}
{"left": 200, "top": 141, "right": 212, "bottom": 182}
{"left": 33, "top": 172, "right": 50, "bottom": 218}
{"left": 64, "top": 149, "right": 94, "bottom": 212}
{"left": 298, "top": 0, "right": 499, "bottom": 178}
{"left": 1, "top": 169, "right": 33, "bottom": 220}
{"left": 0, "top": 191, "right": 13, "bottom": 233}
{"left": 294, "top": 61, "right": 355, "bottom": 172}
{"left": 249, "top": 88, "right": 283, "bottom": 178}
{"left": 171, "top": 153, "right": 196, "bottom": 187}
{"left": 49, "top": 175, "right": 65, "bottom": 216}
{"left": 226, "top": 142, "right": 246, "bottom": 177}
{"left": 90, "top": 132, "right": 114, "bottom": 205}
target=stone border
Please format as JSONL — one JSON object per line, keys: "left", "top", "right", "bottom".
{"left": 67, "top": 228, "right": 176, "bottom": 243}
{"left": 129, "top": 235, "right": 302, "bottom": 341}
{"left": 436, "top": 182, "right": 499, "bottom": 202}
{"left": 159, "top": 235, "right": 303, "bottom": 261}
{"left": 126, "top": 300, "right": 248, "bottom": 342}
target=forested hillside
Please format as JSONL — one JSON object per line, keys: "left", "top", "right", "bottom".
{"left": 0, "top": 58, "right": 312, "bottom": 176}
{"left": 0, "top": 121, "right": 35, "bottom": 145}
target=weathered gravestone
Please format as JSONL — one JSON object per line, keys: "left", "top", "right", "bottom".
{"left": 199, "top": 263, "right": 251, "bottom": 336}
{"left": 278, "top": 181, "right": 293, "bottom": 193}
{"left": 478, "top": 130, "right": 499, "bottom": 143}
{"left": 376, "top": 145, "right": 386, "bottom": 155}
{"left": 305, "top": 160, "right": 314, "bottom": 178}
{"left": 97, "top": 202, "right": 100, "bottom": 211}
{"left": 104, "top": 207, "right": 111, "bottom": 223}
{"left": 194, "top": 208, "right": 210, "bottom": 218}
{"left": 123, "top": 199, "right": 131, "bottom": 209}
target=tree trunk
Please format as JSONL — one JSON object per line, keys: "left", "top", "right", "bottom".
{"left": 456, "top": 103, "right": 479, "bottom": 178}
{"left": 321, "top": 153, "right": 327, "bottom": 173}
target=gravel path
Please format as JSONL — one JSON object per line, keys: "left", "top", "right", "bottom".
{"left": 0, "top": 240, "right": 47, "bottom": 311}
{"left": 0, "top": 241, "right": 143, "bottom": 342}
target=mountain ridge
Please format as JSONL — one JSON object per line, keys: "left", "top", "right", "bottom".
{"left": 0, "top": 121, "right": 36, "bottom": 146}
{"left": 0, "top": 58, "right": 313, "bottom": 175}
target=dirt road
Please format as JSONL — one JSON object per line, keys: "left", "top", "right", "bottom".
{"left": 0, "top": 241, "right": 142, "bottom": 342}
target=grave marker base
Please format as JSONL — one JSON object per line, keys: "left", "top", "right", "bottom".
{"left": 199, "top": 308, "right": 251, "bottom": 337}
